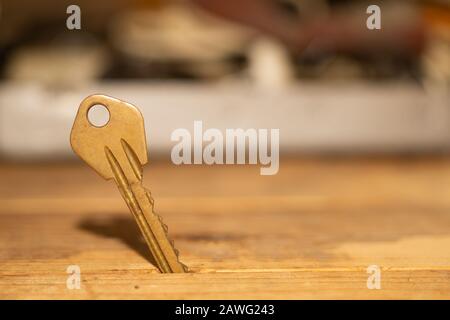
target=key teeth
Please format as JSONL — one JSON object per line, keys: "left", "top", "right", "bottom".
{"left": 143, "top": 186, "right": 187, "bottom": 272}
{"left": 162, "top": 222, "right": 169, "bottom": 233}
{"left": 145, "top": 188, "right": 169, "bottom": 234}
{"left": 144, "top": 187, "right": 155, "bottom": 207}
{"left": 169, "top": 236, "right": 187, "bottom": 272}
{"left": 173, "top": 244, "right": 189, "bottom": 272}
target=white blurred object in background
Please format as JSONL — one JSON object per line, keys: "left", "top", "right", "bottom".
{"left": 248, "top": 37, "right": 294, "bottom": 90}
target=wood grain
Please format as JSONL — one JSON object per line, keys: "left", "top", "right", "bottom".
{"left": 1, "top": 156, "right": 450, "bottom": 299}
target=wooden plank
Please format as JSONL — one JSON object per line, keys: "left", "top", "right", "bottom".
{"left": 1, "top": 157, "right": 450, "bottom": 299}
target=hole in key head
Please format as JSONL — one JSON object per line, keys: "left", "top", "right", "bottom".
{"left": 87, "top": 104, "right": 110, "bottom": 127}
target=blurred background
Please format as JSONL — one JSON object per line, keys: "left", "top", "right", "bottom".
{"left": 0, "top": 0, "right": 448, "bottom": 159}
{"left": 2, "top": 0, "right": 450, "bottom": 301}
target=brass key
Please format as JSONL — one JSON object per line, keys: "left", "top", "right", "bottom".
{"left": 70, "top": 94, "right": 187, "bottom": 273}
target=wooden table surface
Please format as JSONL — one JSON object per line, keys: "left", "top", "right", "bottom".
{"left": 1, "top": 156, "right": 450, "bottom": 299}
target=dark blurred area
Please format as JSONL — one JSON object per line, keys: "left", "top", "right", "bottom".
{"left": 0, "top": 0, "right": 448, "bottom": 159}
{"left": 1, "top": 0, "right": 444, "bottom": 80}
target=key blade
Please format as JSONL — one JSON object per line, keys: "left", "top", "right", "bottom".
{"left": 105, "top": 146, "right": 187, "bottom": 273}
{"left": 70, "top": 94, "right": 148, "bottom": 180}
